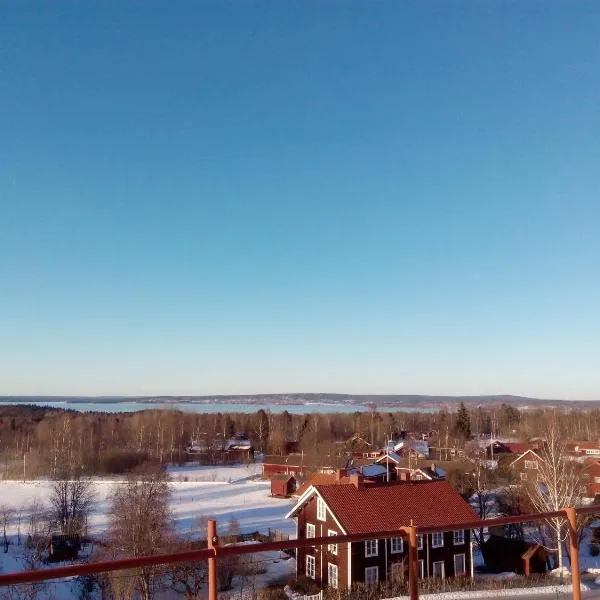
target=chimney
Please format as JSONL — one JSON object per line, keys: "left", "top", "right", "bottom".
{"left": 350, "top": 474, "right": 363, "bottom": 489}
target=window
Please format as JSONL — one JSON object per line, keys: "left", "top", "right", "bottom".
{"left": 431, "top": 532, "right": 444, "bottom": 548}
{"left": 432, "top": 561, "right": 445, "bottom": 579}
{"left": 453, "top": 530, "right": 465, "bottom": 545}
{"left": 594, "top": 477, "right": 600, "bottom": 484}
{"left": 306, "top": 555, "right": 316, "bottom": 579}
{"left": 390, "top": 537, "right": 403, "bottom": 554}
{"left": 417, "top": 534, "right": 424, "bottom": 550}
{"left": 328, "top": 530, "right": 338, "bottom": 555}
{"left": 317, "top": 497, "right": 326, "bottom": 521}
{"left": 537, "top": 474, "right": 544, "bottom": 482}
{"left": 365, "top": 539, "right": 378, "bottom": 557}
{"left": 520, "top": 472, "right": 528, "bottom": 481}
{"left": 328, "top": 563, "right": 338, "bottom": 589}
{"left": 365, "top": 566, "right": 379, "bottom": 585}
{"left": 524, "top": 460, "right": 538, "bottom": 470}
{"left": 418, "top": 560, "right": 425, "bottom": 578}
{"left": 306, "top": 523, "right": 315, "bottom": 539}
{"left": 454, "top": 553, "right": 466, "bottom": 576}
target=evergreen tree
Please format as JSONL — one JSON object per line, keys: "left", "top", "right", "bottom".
{"left": 454, "top": 402, "right": 472, "bottom": 440}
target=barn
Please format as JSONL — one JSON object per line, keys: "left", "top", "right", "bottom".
{"left": 271, "top": 473, "right": 297, "bottom": 498}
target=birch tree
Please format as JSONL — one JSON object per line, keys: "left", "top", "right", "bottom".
{"left": 525, "top": 421, "right": 585, "bottom": 571}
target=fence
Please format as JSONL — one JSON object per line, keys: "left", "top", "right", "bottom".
{"left": 1, "top": 504, "right": 599, "bottom": 600}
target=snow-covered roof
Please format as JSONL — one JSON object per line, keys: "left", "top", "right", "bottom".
{"left": 362, "top": 464, "right": 389, "bottom": 477}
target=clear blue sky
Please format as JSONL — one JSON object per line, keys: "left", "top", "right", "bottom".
{"left": 2, "top": 1, "right": 599, "bottom": 399}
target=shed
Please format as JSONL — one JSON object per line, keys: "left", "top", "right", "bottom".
{"left": 271, "top": 473, "right": 296, "bottom": 498}
{"left": 482, "top": 535, "right": 551, "bottom": 575}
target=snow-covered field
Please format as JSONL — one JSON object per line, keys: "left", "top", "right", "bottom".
{"left": 0, "top": 464, "right": 294, "bottom": 539}
{"left": 0, "top": 464, "right": 296, "bottom": 598}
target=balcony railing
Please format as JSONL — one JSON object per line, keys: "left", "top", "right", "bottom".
{"left": 1, "top": 505, "right": 598, "bottom": 600}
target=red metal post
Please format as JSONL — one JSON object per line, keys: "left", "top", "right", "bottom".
{"left": 407, "top": 526, "right": 419, "bottom": 600}
{"left": 208, "top": 519, "right": 219, "bottom": 600}
{"left": 565, "top": 507, "right": 581, "bottom": 600}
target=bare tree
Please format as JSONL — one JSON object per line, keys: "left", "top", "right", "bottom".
{"left": 525, "top": 421, "right": 585, "bottom": 571}
{"left": 167, "top": 514, "right": 211, "bottom": 600}
{"left": 48, "top": 477, "right": 94, "bottom": 538}
{"left": 467, "top": 461, "right": 498, "bottom": 547}
{"left": 218, "top": 517, "right": 242, "bottom": 591}
{"left": 106, "top": 465, "right": 171, "bottom": 600}
{"left": 24, "top": 499, "right": 51, "bottom": 568}
{"left": 0, "top": 504, "right": 13, "bottom": 553}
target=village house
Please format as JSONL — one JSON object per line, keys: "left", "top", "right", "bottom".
{"left": 566, "top": 441, "right": 600, "bottom": 458}
{"left": 509, "top": 449, "right": 544, "bottom": 483}
{"left": 583, "top": 458, "right": 600, "bottom": 499}
{"left": 262, "top": 455, "right": 340, "bottom": 480}
{"left": 286, "top": 477, "right": 478, "bottom": 589}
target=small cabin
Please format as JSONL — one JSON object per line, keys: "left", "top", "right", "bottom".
{"left": 48, "top": 534, "right": 81, "bottom": 563}
{"left": 271, "top": 473, "right": 296, "bottom": 498}
{"left": 482, "top": 535, "right": 550, "bottom": 575}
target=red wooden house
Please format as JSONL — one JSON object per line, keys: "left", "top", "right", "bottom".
{"left": 286, "top": 476, "right": 478, "bottom": 590}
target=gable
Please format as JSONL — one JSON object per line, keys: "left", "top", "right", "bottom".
{"left": 509, "top": 449, "right": 543, "bottom": 468}
{"left": 285, "top": 487, "right": 348, "bottom": 534}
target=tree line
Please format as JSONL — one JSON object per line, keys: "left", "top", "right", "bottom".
{"left": 1, "top": 402, "right": 600, "bottom": 478}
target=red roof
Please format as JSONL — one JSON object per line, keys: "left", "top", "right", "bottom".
{"left": 293, "top": 473, "right": 354, "bottom": 497}
{"left": 313, "top": 480, "right": 478, "bottom": 533}
{"left": 505, "top": 443, "right": 533, "bottom": 454}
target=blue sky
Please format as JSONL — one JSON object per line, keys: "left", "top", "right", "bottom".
{"left": 1, "top": 1, "right": 599, "bottom": 398}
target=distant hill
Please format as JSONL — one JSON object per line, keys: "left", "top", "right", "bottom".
{"left": 2, "top": 393, "right": 600, "bottom": 410}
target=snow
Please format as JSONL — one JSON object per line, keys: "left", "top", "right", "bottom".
{"left": 0, "top": 465, "right": 296, "bottom": 599}
{"left": 386, "top": 583, "right": 590, "bottom": 599}
{"left": 0, "top": 465, "right": 291, "bottom": 539}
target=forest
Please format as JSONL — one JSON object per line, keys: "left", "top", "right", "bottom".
{"left": 1, "top": 403, "right": 600, "bottom": 479}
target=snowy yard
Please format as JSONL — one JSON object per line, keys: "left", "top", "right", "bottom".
{"left": 0, "top": 464, "right": 296, "bottom": 599}
{"left": 0, "top": 464, "right": 294, "bottom": 538}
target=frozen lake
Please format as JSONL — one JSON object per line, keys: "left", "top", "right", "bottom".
{"left": 0, "top": 398, "right": 437, "bottom": 414}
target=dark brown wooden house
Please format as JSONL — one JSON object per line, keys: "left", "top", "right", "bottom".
{"left": 271, "top": 474, "right": 297, "bottom": 498}
{"left": 286, "top": 476, "right": 477, "bottom": 589}
{"left": 482, "top": 535, "right": 550, "bottom": 575}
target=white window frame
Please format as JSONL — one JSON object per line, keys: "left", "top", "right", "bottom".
{"left": 328, "top": 562, "right": 338, "bottom": 589}
{"left": 454, "top": 553, "right": 466, "bottom": 576}
{"left": 418, "top": 559, "right": 425, "bottom": 578}
{"left": 365, "top": 566, "right": 379, "bottom": 585}
{"left": 520, "top": 472, "right": 528, "bottom": 481}
{"left": 417, "top": 534, "right": 424, "bottom": 550}
{"left": 317, "top": 497, "right": 326, "bottom": 521}
{"left": 431, "top": 532, "right": 444, "bottom": 548}
{"left": 390, "top": 537, "right": 403, "bottom": 554}
{"left": 306, "top": 555, "right": 316, "bottom": 579}
{"left": 432, "top": 560, "right": 445, "bottom": 579}
{"left": 306, "top": 523, "right": 315, "bottom": 539}
{"left": 453, "top": 529, "right": 465, "bottom": 545}
{"left": 328, "top": 529, "right": 338, "bottom": 555}
{"left": 365, "top": 539, "right": 378, "bottom": 557}
{"left": 524, "top": 460, "right": 538, "bottom": 470}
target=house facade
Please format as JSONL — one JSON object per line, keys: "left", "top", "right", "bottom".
{"left": 509, "top": 449, "right": 544, "bottom": 484}
{"left": 583, "top": 458, "right": 600, "bottom": 499}
{"left": 287, "top": 477, "right": 477, "bottom": 590}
